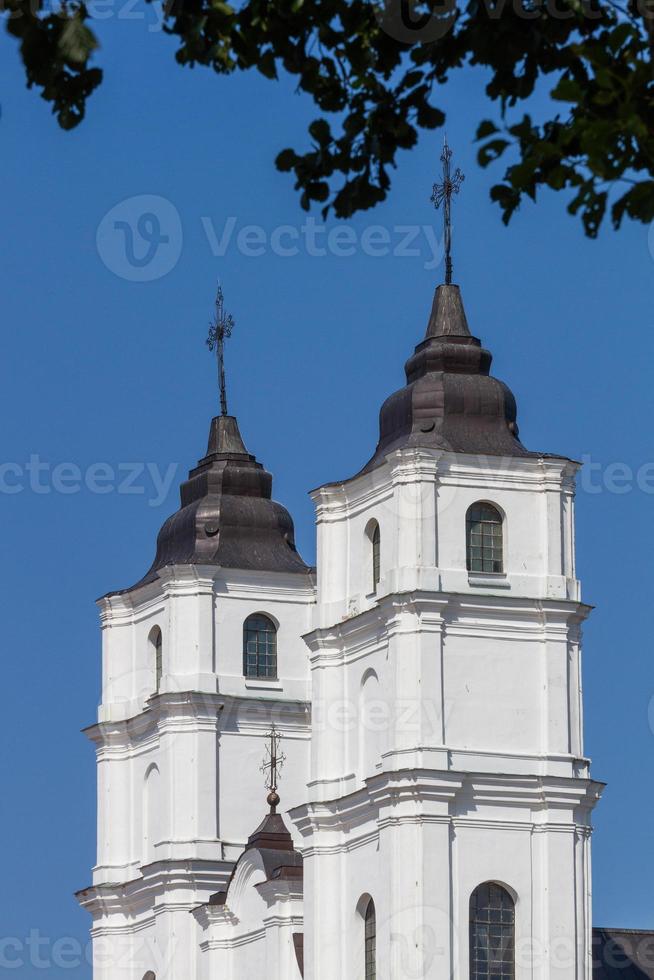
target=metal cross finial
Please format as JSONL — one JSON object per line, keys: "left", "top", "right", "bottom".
{"left": 260, "top": 726, "right": 286, "bottom": 814}
{"left": 206, "top": 285, "right": 235, "bottom": 417}
{"left": 430, "top": 136, "right": 465, "bottom": 286}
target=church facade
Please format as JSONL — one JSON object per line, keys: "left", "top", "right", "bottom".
{"left": 76, "top": 282, "right": 648, "bottom": 980}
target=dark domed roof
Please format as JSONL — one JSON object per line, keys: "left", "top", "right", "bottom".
{"left": 360, "top": 283, "right": 532, "bottom": 473}
{"left": 117, "top": 415, "right": 310, "bottom": 594}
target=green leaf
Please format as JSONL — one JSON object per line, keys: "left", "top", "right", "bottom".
{"left": 607, "top": 22, "right": 633, "bottom": 52}
{"left": 551, "top": 78, "right": 583, "bottom": 103}
{"left": 611, "top": 182, "right": 654, "bottom": 228}
{"left": 258, "top": 50, "right": 277, "bottom": 79}
{"left": 10, "top": 0, "right": 654, "bottom": 236}
{"left": 210, "top": 0, "right": 235, "bottom": 14}
{"left": 416, "top": 103, "right": 445, "bottom": 128}
{"left": 58, "top": 15, "right": 98, "bottom": 65}
{"left": 275, "top": 148, "right": 297, "bottom": 172}
{"left": 476, "top": 119, "right": 500, "bottom": 140}
{"left": 478, "top": 138, "right": 509, "bottom": 167}
{"left": 490, "top": 184, "right": 521, "bottom": 225}
{"left": 308, "top": 118, "right": 331, "bottom": 147}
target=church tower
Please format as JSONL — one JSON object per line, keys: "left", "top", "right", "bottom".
{"left": 292, "top": 280, "right": 602, "bottom": 980}
{"left": 78, "top": 192, "right": 604, "bottom": 980}
{"left": 76, "top": 408, "right": 315, "bottom": 978}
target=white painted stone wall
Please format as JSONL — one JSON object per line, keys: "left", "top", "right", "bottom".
{"left": 194, "top": 853, "right": 303, "bottom": 980}
{"left": 294, "top": 447, "right": 601, "bottom": 980}
{"left": 78, "top": 563, "right": 315, "bottom": 980}
{"left": 80, "top": 445, "right": 602, "bottom": 980}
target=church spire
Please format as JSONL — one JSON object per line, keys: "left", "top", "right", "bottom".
{"left": 108, "top": 283, "right": 312, "bottom": 596}
{"left": 430, "top": 136, "right": 465, "bottom": 286}
{"left": 355, "top": 146, "right": 531, "bottom": 474}
{"left": 425, "top": 282, "right": 473, "bottom": 339}
{"left": 355, "top": 149, "right": 536, "bottom": 474}
{"left": 206, "top": 285, "right": 235, "bottom": 417}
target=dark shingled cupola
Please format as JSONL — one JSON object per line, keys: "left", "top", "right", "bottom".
{"left": 121, "top": 414, "right": 310, "bottom": 593}
{"left": 360, "top": 283, "right": 532, "bottom": 473}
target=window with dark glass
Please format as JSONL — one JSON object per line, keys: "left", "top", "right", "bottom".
{"left": 243, "top": 614, "right": 277, "bottom": 679}
{"left": 150, "top": 627, "right": 163, "bottom": 693}
{"left": 466, "top": 503, "right": 504, "bottom": 574}
{"left": 469, "top": 883, "right": 515, "bottom": 980}
{"left": 372, "top": 523, "right": 381, "bottom": 592}
{"left": 365, "top": 898, "right": 376, "bottom": 980}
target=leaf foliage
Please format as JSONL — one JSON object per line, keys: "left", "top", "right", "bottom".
{"left": 6, "top": 0, "right": 654, "bottom": 231}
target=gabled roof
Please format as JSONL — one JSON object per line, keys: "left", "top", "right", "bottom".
{"left": 207, "top": 809, "right": 303, "bottom": 909}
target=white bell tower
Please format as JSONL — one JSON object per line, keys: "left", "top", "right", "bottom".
{"left": 293, "top": 283, "right": 602, "bottom": 980}
{"left": 77, "top": 414, "right": 315, "bottom": 980}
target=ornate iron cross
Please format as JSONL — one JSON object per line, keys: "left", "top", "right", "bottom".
{"left": 430, "top": 137, "right": 465, "bottom": 286}
{"left": 260, "top": 726, "right": 286, "bottom": 813}
{"left": 206, "top": 285, "right": 235, "bottom": 417}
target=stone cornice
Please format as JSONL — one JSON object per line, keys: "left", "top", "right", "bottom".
{"left": 291, "top": 769, "right": 604, "bottom": 839}
{"left": 85, "top": 690, "right": 311, "bottom": 749}
{"left": 99, "top": 563, "right": 316, "bottom": 625}
{"left": 77, "top": 859, "right": 233, "bottom": 920}
{"left": 311, "top": 449, "right": 580, "bottom": 517}
{"left": 256, "top": 879, "right": 304, "bottom": 906}
{"left": 304, "top": 589, "right": 591, "bottom": 666}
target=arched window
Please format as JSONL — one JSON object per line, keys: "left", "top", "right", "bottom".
{"left": 243, "top": 614, "right": 277, "bottom": 679}
{"left": 466, "top": 503, "right": 504, "bottom": 574}
{"left": 149, "top": 627, "right": 163, "bottom": 693}
{"left": 143, "top": 973, "right": 156, "bottom": 980}
{"left": 366, "top": 520, "right": 381, "bottom": 593}
{"left": 469, "top": 883, "right": 515, "bottom": 980}
{"left": 364, "top": 898, "right": 376, "bottom": 980}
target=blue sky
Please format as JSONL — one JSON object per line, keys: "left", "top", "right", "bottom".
{"left": 1, "top": 7, "right": 653, "bottom": 976}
